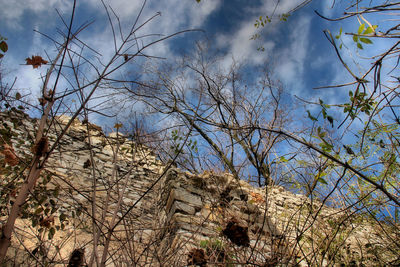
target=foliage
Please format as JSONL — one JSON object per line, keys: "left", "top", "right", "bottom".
{"left": 199, "top": 238, "right": 233, "bottom": 265}
{"left": 0, "top": 0, "right": 192, "bottom": 265}
{"left": 0, "top": 0, "right": 399, "bottom": 266}
{"left": 25, "top": 55, "right": 48, "bottom": 69}
{"left": 0, "top": 113, "right": 69, "bottom": 246}
{"left": 254, "top": 13, "right": 290, "bottom": 28}
{"left": 0, "top": 35, "right": 7, "bottom": 59}
{"left": 170, "top": 129, "right": 198, "bottom": 155}
{"left": 316, "top": 0, "right": 400, "bottom": 205}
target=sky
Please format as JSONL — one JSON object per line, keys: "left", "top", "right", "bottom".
{"left": 0, "top": 1, "right": 342, "bottom": 98}
{"left": 0, "top": 0, "right": 398, "bottom": 127}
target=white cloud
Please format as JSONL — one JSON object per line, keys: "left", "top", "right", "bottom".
{"left": 187, "top": 0, "right": 221, "bottom": 27}
{"left": 11, "top": 28, "right": 53, "bottom": 98}
{"left": 319, "top": 0, "right": 336, "bottom": 18}
{"left": 149, "top": 0, "right": 220, "bottom": 30}
{"left": 83, "top": 0, "right": 220, "bottom": 33}
{"left": 261, "top": 0, "right": 312, "bottom": 15}
{"left": 2, "top": 0, "right": 222, "bottom": 101}
{"left": 75, "top": 0, "right": 221, "bottom": 63}
{"left": 1, "top": 0, "right": 321, "bottom": 124}
{"left": 274, "top": 15, "right": 311, "bottom": 92}
{"left": 216, "top": 21, "right": 275, "bottom": 69}
{"left": 0, "top": 0, "right": 72, "bottom": 29}
{"left": 214, "top": 0, "right": 314, "bottom": 72}
{"left": 3, "top": 0, "right": 221, "bottom": 63}
{"left": 84, "top": 0, "right": 144, "bottom": 20}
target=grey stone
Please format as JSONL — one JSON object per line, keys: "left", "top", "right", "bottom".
{"left": 169, "top": 200, "right": 196, "bottom": 215}
{"left": 166, "top": 188, "right": 202, "bottom": 212}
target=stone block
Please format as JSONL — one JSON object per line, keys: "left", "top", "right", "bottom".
{"left": 170, "top": 200, "right": 196, "bottom": 215}
{"left": 166, "top": 188, "right": 202, "bottom": 213}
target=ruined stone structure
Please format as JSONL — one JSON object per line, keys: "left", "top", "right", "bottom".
{"left": 0, "top": 110, "right": 399, "bottom": 266}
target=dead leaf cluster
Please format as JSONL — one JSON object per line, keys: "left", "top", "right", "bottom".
{"left": 25, "top": 55, "right": 48, "bottom": 69}
{"left": 1, "top": 143, "right": 19, "bottom": 166}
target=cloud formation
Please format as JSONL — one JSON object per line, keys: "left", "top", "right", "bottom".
{"left": 0, "top": 0, "right": 72, "bottom": 29}
{"left": 274, "top": 15, "right": 311, "bottom": 92}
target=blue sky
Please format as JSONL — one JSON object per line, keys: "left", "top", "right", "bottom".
{"left": 0, "top": 1, "right": 345, "bottom": 103}
{"left": 0, "top": 0, "right": 398, "bottom": 128}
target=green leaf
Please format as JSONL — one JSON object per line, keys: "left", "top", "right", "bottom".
{"left": 306, "top": 110, "right": 318, "bottom": 121}
{"left": 320, "top": 141, "right": 333, "bottom": 153}
{"left": 364, "top": 26, "right": 374, "bottom": 34}
{"left": 353, "top": 35, "right": 358, "bottom": 42}
{"left": 0, "top": 41, "right": 7, "bottom": 53}
{"left": 200, "top": 240, "right": 208, "bottom": 248}
{"left": 379, "top": 140, "right": 385, "bottom": 148}
{"left": 317, "top": 177, "right": 328, "bottom": 185}
{"left": 322, "top": 108, "right": 327, "bottom": 118}
{"left": 327, "top": 116, "right": 334, "bottom": 127}
{"left": 358, "top": 23, "right": 365, "bottom": 34}
{"left": 297, "top": 159, "right": 308, "bottom": 166}
{"left": 343, "top": 145, "right": 355, "bottom": 155}
{"left": 357, "top": 42, "right": 363, "bottom": 49}
{"left": 250, "top": 34, "right": 260, "bottom": 40}
{"left": 360, "top": 37, "right": 373, "bottom": 44}
{"left": 279, "top": 156, "right": 288, "bottom": 163}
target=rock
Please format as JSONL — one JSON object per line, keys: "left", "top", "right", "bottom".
{"left": 1, "top": 110, "right": 397, "bottom": 267}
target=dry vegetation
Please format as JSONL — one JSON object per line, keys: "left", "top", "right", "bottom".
{"left": 0, "top": 0, "right": 399, "bottom": 266}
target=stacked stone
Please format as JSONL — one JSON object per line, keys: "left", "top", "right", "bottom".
{"left": 0, "top": 110, "right": 398, "bottom": 266}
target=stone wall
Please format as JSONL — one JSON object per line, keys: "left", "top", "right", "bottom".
{"left": 0, "top": 110, "right": 399, "bottom": 266}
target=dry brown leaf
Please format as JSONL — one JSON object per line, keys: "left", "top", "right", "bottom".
{"left": 32, "top": 137, "right": 49, "bottom": 157}
{"left": 1, "top": 143, "right": 19, "bottom": 166}
{"left": 123, "top": 54, "right": 129, "bottom": 62}
{"left": 38, "top": 98, "right": 47, "bottom": 106}
{"left": 25, "top": 55, "right": 48, "bottom": 69}
{"left": 250, "top": 192, "right": 264, "bottom": 203}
